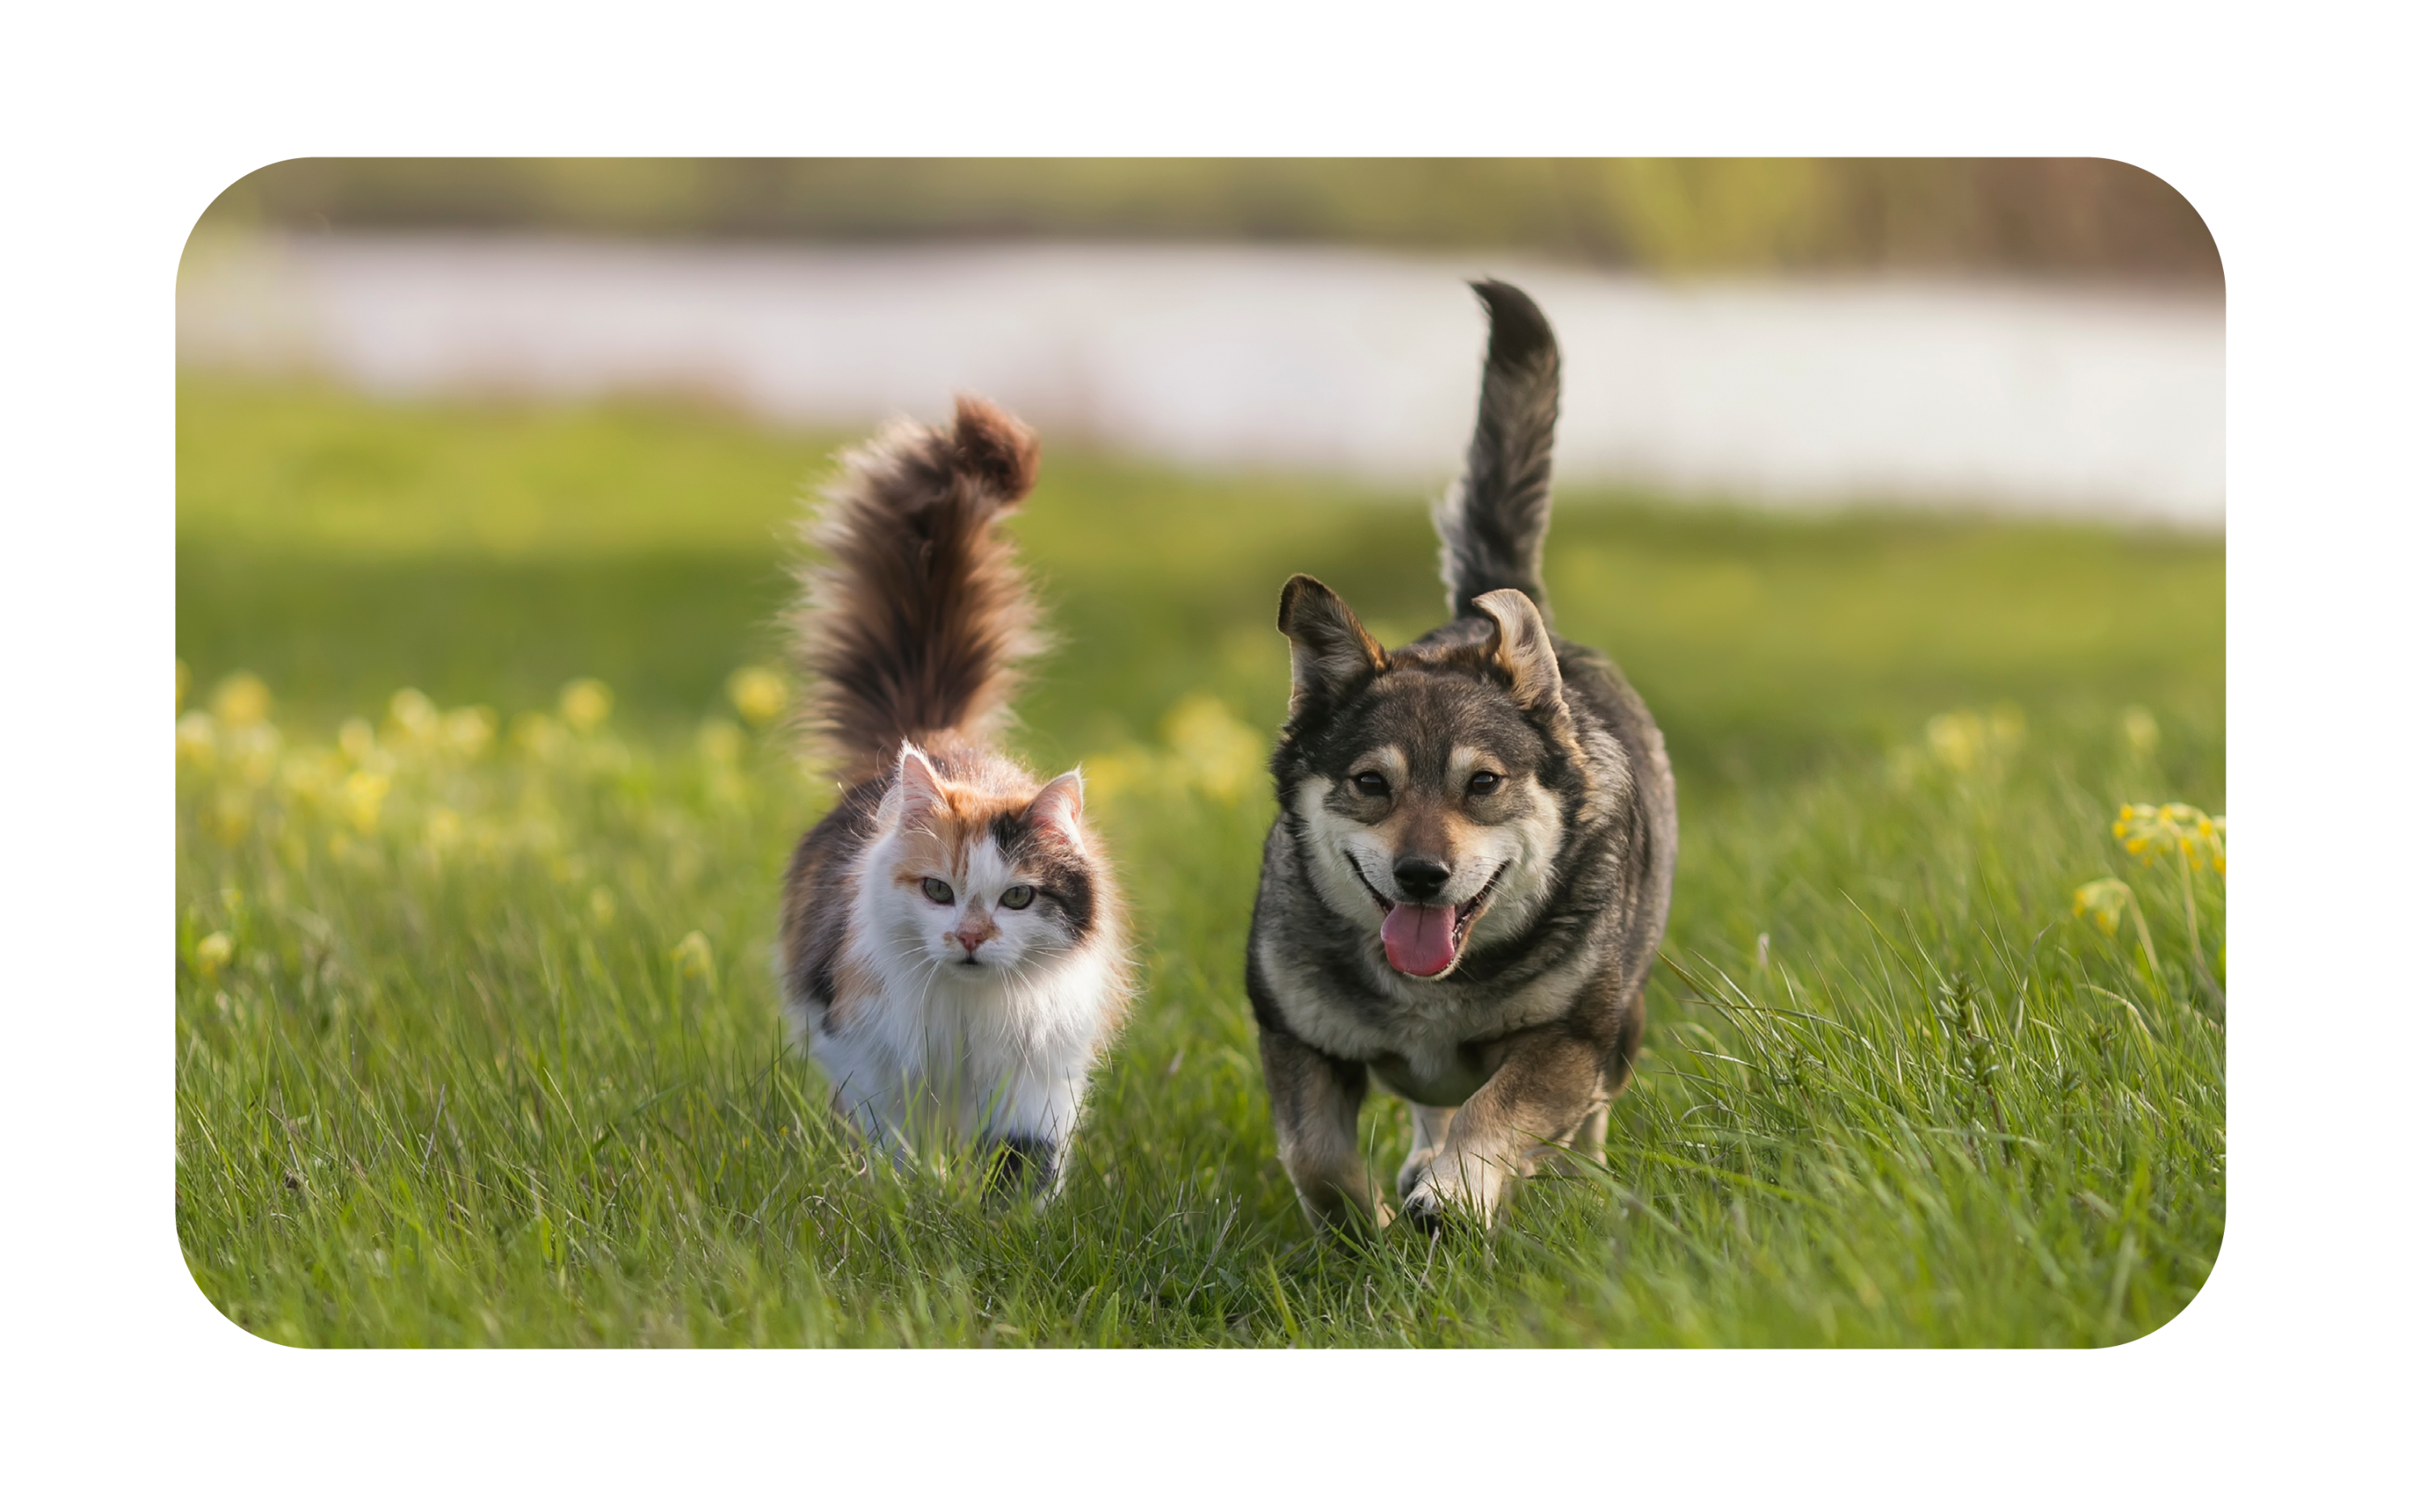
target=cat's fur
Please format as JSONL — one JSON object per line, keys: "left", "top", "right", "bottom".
{"left": 1245, "top": 281, "right": 1678, "bottom": 1231}
{"left": 776, "top": 396, "right": 1131, "bottom": 1198}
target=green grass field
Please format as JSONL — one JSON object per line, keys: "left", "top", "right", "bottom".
{"left": 174, "top": 374, "right": 2225, "bottom": 1346}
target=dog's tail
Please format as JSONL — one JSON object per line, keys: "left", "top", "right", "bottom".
{"left": 787, "top": 395, "right": 1048, "bottom": 781}
{"left": 1434, "top": 279, "right": 1561, "bottom": 625}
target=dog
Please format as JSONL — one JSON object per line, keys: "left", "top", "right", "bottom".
{"left": 1245, "top": 281, "right": 1678, "bottom": 1231}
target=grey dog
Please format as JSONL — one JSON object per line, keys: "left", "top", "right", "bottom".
{"left": 1245, "top": 281, "right": 1678, "bottom": 1231}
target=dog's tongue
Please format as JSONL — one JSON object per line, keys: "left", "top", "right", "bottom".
{"left": 1381, "top": 902, "right": 1458, "bottom": 977}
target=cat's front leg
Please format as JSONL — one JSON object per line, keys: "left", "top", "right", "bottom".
{"left": 978, "top": 1071, "right": 1084, "bottom": 1201}
{"left": 978, "top": 1130, "right": 1066, "bottom": 1199}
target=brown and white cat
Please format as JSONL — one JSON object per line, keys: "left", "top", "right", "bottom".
{"left": 776, "top": 397, "right": 1131, "bottom": 1198}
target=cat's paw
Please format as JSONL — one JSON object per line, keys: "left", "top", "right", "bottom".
{"left": 978, "top": 1134, "right": 1062, "bottom": 1201}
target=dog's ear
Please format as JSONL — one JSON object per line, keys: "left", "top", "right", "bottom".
{"left": 1471, "top": 589, "right": 1568, "bottom": 723}
{"left": 1277, "top": 574, "right": 1387, "bottom": 723}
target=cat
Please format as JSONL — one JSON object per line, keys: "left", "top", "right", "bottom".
{"left": 775, "top": 396, "right": 1132, "bottom": 1199}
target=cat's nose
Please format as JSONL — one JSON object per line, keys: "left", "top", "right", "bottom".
{"left": 954, "top": 920, "right": 995, "bottom": 954}
{"left": 1392, "top": 856, "right": 1451, "bottom": 901}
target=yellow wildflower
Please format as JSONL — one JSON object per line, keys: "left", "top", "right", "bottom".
{"left": 2072, "top": 877, "right": 2133, "bottom": 935}
{"left": 425, "top": 806, "right": 462, "bottom": 850}
{"left": 342, "top": 769, "right": 390, "bottom": 834}
{"left": 1926, "top": 710, "right": 1984, "bottom": 773}
{"left": 1162, "top": 692, "right": 1263, "bottom": 802}
{"left": 559, "top": 678, "right": 613, "bottom": 734}
{"left": 194, "top": 931, "right": 234, "bottom": 977}
{"left": 176, "top": 711, "right": 219, "bottom": 767}
{"left": 227, "top": 722, "right": 282, "bottom": 785}
{"left": 338, "top": 718, "right": 378, "bottom": 764}
{"left": 438, "top": 706, "right": 495, "bottom": 759}
{"left": 672, "top": 931, "right": 716, "bottom": 983}
{"left": 2114, "top": 801, "right": 2226, "bottom": 873}
{"left": 2071, "top": 872, "right": 2163, "bottom": 973}
{"left": 388, "top": 688, "right": 440, "bottom": 744}
{"left": 588, "top": 887, "right": 617, "bottom": 927}
{"left": 211, "top": 672, "right": 272, "bottom": 729}
{"left": 726, "top": 666, "right": 790, "bottom": 730}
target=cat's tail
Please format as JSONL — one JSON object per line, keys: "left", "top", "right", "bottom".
{"left": 1434, "top": 279, "right": 1561, "bottom": 626}
{"left": 788, "top": 395, "right": 1048, "bottom": 780}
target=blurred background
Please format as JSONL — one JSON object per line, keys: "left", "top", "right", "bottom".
{"left": 176, "top": 158, "right": 2224, "bottom": 783}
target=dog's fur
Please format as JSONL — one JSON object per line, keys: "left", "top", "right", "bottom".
{"left": 775, "top": 398, "right": 1131, "bottom": 1200}
{"left": 1245, "top": 282, "right": 1678, "bottom": 1231}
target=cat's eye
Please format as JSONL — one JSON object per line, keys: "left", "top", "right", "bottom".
{"left": 921, "top": 877, "right": 954, "bottom": 905}
{"left": 1352, "top": 771, "right": 1391, "bottom": 798}
{"left": 1468, "top": 771, "right": 1502, "bottom": 797}
{"left": 999, "top": 885, "right": 1036, "bottom": 910}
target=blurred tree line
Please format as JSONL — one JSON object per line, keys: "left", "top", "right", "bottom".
{"left": 198, "top": 159, "right": 2218, "bottom": 288}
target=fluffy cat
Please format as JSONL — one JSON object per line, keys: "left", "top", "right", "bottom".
{"left": 776, "top": 397, "right": 1131, "bottom": 1198}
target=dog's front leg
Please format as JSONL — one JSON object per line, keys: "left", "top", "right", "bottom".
{"left": 1400, "top": 1023, "right": 1607, "bottom": 1231}
{"left": 1257, "top": 1018, "right": 1389, "bottom": 1231}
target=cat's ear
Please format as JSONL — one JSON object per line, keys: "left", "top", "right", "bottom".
{"left": 895, "top": 744, "right": 948, "bottom": 828}
{"left": 1026, "top": 769, "right": 1085, "bottom": 850}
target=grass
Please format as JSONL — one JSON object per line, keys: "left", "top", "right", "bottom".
{"left": 174, "top": 374, "right": 2226, "bottom": 1347}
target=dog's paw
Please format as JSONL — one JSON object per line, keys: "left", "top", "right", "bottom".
{"left": 1400, "top": 1160, "right": 1505, "bottom": 1233}
{"left": 1396, "top": 1147, "right": 1442, "bottom": 1203}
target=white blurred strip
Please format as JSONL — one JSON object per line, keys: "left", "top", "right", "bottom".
{"left": 177, "top": 234, "right": 2223, "bottom": 526}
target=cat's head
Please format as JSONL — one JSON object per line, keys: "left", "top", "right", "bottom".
{"left": 870, "top": 744, "right": 1100, "bottom": 977}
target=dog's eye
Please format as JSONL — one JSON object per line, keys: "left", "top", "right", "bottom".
{"left": 1468, "top": 771, "right": 1502, "bottom": 797}
{"left": 999, "top": 885, "right": 1035, "bottom": 910}
{"left": 921, "top": 877, "right": 954, "bottom": 905}
{"left": 1352, "top": 771, "right": 1391, "bottom": 798}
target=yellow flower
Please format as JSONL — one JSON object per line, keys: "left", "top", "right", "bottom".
{"left": 726, "top": 666, "right": 790, "bottom": 730}
{"left": 440, "top": 706, "right": 496, "bottom": 759}
{"left": 388, "top": 688, "right": 440, "bottom": 743}
{"left": 559, "top": 678, "right": 614, "bottom": 734}
{"left": 425, "top": 806, "right": 462, "bottom": 850}
{"left": 2113, "top": 801, "right": 2225, "bottom": 873}
{"left": 2072, "top": 877, "right": 2133, "bottom": 935}
{"left": 211, "top": 672, "right": 272, "bottom": 729}
{"left": 587, "top": 886, "right": 617, "bottom": 927}
{"left": 342, "top": 769, "right": 390, "bottom": 834}
{"left": 1162, "top": 692, "right": 1264, "bottom": 802}
{"left": 672, "top": 931, "right": 716, "bottom": 982}
{"left": 338, "top": 718, "right": 378, "bottom": 764}
{"left": 1926, "top": 711, "right": 1984, "bottom": 772}
{"left": 176, "top": 711, "right": 219, "bottom": 767}
{"left": 194, "top": 931, "right": 234, "bottom": 977}
{"left": 227, "top": 721, "right": 282, "bottom": 785}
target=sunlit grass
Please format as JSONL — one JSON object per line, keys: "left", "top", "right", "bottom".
{"left": 173, "top": 377, "right": 2224, "bottom": 1346}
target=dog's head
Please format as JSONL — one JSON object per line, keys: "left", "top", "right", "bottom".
{"left": 1271, "top": 574, "right": 1588, "bottom": 980}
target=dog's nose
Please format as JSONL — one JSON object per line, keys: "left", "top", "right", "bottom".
{"left": 1393, "top": 857, "right": 1451, "bottom": 901}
